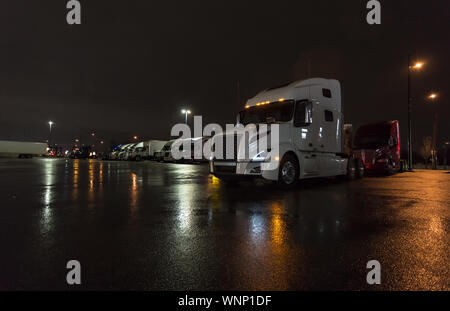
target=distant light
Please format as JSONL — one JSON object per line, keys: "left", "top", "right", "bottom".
{"left": 278, "top": 98, "right": 284, "bottom": 102}
{"left": 100, "top": 141, "right": 104, "bottom": 144}
{"left": 413, "top": 62, "right": 423, "bottom": 69}
{"left": 48, "top": 121, "right": 53, "bottom": 126}
{"left": 181, "top": 109, "right": 186, "bottom": 113}
{"left": 245, "top": 105, "right": 250, "bottom": 109}
{"left": 75, "top": 138, "right": 79, "bottom": 142}
{"left": 187, "top": 110, "right": 191, "bottom": 114}
{"left": 133, "top": 136, "right": 138, "bottom": 140}
{"left": 265, "top": 101, "right": 270, "bottom": 104}
{"left": 91, "top": 133, "right": 95, "bottom": 136}
{"left": 428, "top": 93, "right": 437, "bottom": 99}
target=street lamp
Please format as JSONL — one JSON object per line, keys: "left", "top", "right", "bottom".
{"left": 181, "top": 109, "right": 191, "bottom": 124}
{"left": 48, "top": 121, "right": 54, "bottom": 145}
{"left": 133, "top": 136, "right": 138, "bottom": 140}
{"left": 407, "top": 56, "right": 424, "bottom": 171}
{"left": 428, "top": 93, "right": 438, "bottom": 169}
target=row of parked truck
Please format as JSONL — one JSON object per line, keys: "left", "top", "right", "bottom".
{"left": 108, "top": 138, "right": 210, "bottom": 163}
{"left": 1, "top": 77, "right": 405, "bottom": 189}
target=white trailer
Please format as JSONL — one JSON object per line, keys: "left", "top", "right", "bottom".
{"left": 209, "top": 78, "right": 364, "bottom": 188}
{"left": 0, "top": 140, "right": 47, "bottom": 158}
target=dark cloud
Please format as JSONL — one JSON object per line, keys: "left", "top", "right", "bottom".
{"left": 0, "top": 0, "right": 449, "bottom": 152}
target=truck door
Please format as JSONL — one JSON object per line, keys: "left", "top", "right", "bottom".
{"left": 293, "top": 100, "right": 320, "bottom": 176}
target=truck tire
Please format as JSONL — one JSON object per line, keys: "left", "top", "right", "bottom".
{"left": 356, "top": 158, "right": 364, "bottom": 179}
{"left": 278, "top": 153, "right": 299, "bottom": 189}
{"left": 347, "top": 158, "right": 357, "bottom": 180}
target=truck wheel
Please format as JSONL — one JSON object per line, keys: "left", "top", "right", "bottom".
{"left": 356, "top": 158, "right": 364, "bottom": 178}
{"left": 347, "top": 158, "right": 357, "bottom": 180}
{"left": 278, "top": 153, "right": 299, "bottom": 189}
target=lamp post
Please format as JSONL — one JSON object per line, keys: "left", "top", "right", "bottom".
{"left": 181, "top": 109, "right": 191, "bottom": 124}
{"left": 48, "top": 121, "right": 54, "bottom": 146}
{"left": 428, "top": 93, "right": 438, "bottom": 169}
{"left": 444, "top": 142, "right": 449, "bottom": 169}
{"left": 407, "top": 56, "right": 424, "bottom": 171}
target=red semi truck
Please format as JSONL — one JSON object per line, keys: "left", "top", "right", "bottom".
{"left": 353, "top": 120, "right": 403, "bottom": 174}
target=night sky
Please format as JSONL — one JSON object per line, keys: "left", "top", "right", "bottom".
{"left": 1, "top": 0, "right": 449, "bottom": 152}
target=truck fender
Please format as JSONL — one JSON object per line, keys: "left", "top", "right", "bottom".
{"left": 261, "top": 143, "right": 297, "bottom": 181}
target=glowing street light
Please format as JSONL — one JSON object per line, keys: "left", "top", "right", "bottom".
{"left": 428, "top": 93, "right": 437, "bottom": 100}
{"left": 133, "top": 136, "right": 138, "bottom": 140}
{"left": 181, "top": 109, "right": 191, "bottom": 124}
{"left": 412, "top": 62, "right": 423, "bottom": 69}
{"left": 407, "top": 56, "right": 425, "bottom": 171}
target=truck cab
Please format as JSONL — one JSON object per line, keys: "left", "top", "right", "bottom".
{"left": 210, "top": 78, "right": 357, "bottom": 188}
{"left": 129, "top": 142, "right": 146, "bottom": 161}
{"left": 353, "top": 120, "right": 401, "bottom": 174}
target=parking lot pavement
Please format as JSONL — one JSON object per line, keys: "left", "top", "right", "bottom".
{"left": 0, "top": 158, "right": 448, "bottom": 290}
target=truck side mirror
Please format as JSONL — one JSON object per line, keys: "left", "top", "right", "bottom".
{"left": 294, "top": 101, "right": 313, "bottom": 127}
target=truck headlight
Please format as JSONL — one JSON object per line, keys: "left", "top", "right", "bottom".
{"left": 251, "top": 151, "right": 267, "bottom": 162}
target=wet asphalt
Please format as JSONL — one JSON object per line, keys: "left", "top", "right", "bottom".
{"left": 0, "top": 158, "right": 448, "bottom": 290}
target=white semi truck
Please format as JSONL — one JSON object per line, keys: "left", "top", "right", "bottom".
{"left": 0, "top": 140, "right": 47, "bottom": 158}
{"left": 209, "top": 78, "right": 363, "bottom": 188}
{"left": 126, "top": 140, "right": 168, "bottom": 161}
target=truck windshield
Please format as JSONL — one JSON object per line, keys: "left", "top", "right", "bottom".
{"left": 354, "top": 123, "right": 391, "bottom": 149}
{"left": 239, "top": 100, "right": 294, "bottom": 125}
{"left": 354, "top": 135, "right": 389, "bottom": 149}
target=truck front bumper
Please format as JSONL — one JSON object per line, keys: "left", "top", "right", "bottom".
{"left": 210, "top": 160, "right": 262, "bottom": 175}
{"left": 210, "top": 160, "right": 279, "bottom": 181}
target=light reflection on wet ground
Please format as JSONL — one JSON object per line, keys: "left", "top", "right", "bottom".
{"left": 0, "top": 158, "right": 448, "bottom": 290}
